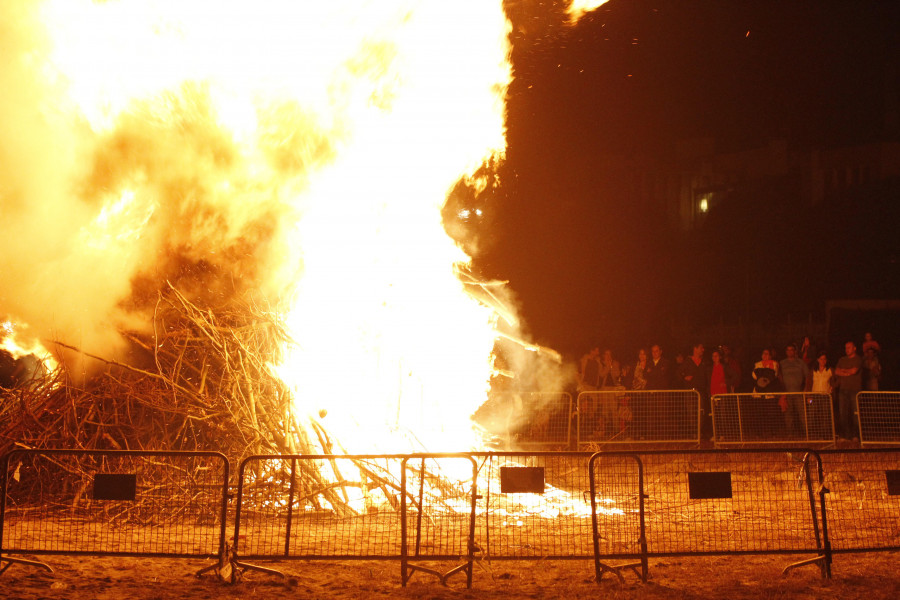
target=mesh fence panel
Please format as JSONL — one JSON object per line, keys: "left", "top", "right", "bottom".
{"left": 400, "top": 455, "right": 477, "bottom": 587}
{"left": 473, "top": 452, "right": 594, "bottom": 558}
{"left": 818, "top": 449, "right": 900, "bottom": 551}
{"left": 577, "top": 390, "right": 700, "bottom": 445}
{"left": 401, "top": 455, "right": 476, "bottom": 559}
{"left": 0, "top": 450, "right": 227, "bottom": 558}
{"left": 588, "top": 453, "right": 644, "bottom": 560}
{"left": 712, "top": 393, "right": 835, "bottom": 445}
{"left": 233, "top": 455, "right": 405, "bottom": 559}
{"left": 637, "top": 450, "right": 824, "bottom": 555}
{"left": 477, "top": 392, "right": 573, "bottom": 448}
{"left": 515, "top": 393, "right": 572, "bottom": 448}
{"left": 9, "top": 448, "right": 900, "bottom": 580}
{"left": 857, "top": 393, "right": 900, "bottom": 445}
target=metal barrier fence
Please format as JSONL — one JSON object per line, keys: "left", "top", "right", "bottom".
{"left": 516, "top": 393, "right": 573, "bottom": 448}
{"left": 478, "top": 392, "right": 573, "bottom": 448}
{"left": 232, "top": 451, "right": 601, "bottom": 575}
{"left": 589, "top": 449, "right": 830, "bottom": 580}
{"left": 471, "top": 452, "right": 595, "bottom": 560}
{"left": 857, "top": 392, "right": 900, "bottom": 446}
{"left": 0, "top": 449, "right": 228, "bottom": 575}
{"left": 577, "top": 390, "right": 701, "bottom": 446}
{"left": 400, "top": 455, "right": 477, "bottom": 586}
{"left": 6, "top": 447, "right": 900, "bottom": 586}
{"left": 712, "top": 393, "right": 835, "bottom": 445}
{"left": 818, "top": 449, "right": 900, "bottom": 553}
{"left": 233, "top": 454, "right": 405, "bottom": 563}
{"left": 588, "top": 452, "right": 646, "bottom": 581}
{"left": 231, "top": 454, "right": 478, "bottom": 587}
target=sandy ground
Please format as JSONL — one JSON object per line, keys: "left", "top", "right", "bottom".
{"left": 1, "top": 552, "right": 899, "bottom": 599}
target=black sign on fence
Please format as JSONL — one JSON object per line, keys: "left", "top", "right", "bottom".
{"left": 687, "top": 472, "right": 733, "bottom": 499}
{"left": 92, "top": 474, "right": 137, "bottom": 501}
{"left": 884, "top": 470, "right": 900, "bottom": 496}
{"left": 500, "top": 466, "right": 545, "bottom": 494}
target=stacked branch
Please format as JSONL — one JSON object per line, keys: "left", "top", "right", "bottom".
{"left": 0, "top": 284, "right": 441, "bottom": 517}
{"left": 1, "top": 284, "right": 315, "bottom": 463}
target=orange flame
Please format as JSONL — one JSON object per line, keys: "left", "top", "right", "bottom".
{"left": 567, "top": 0, "right": 610, "bottom": 22}
{"left": 5, "top": 0, "right": 513, "bottom": 452}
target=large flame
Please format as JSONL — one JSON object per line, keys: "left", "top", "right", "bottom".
{"left": 2, "top": 0, "right": 514, "bottom": 452}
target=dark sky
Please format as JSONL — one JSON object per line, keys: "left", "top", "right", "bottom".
{"left": 455, "top": 0, "right": 900, "bottom": 359}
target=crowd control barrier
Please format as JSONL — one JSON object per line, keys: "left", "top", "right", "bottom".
{"left": 0, "top": 449, "right": 229, "bottom": 575}
{"left": 577, "top": 390, "right": 701, "bottom": 446}
{"left": 589, "top": 449, "right": 830, "bottom": 581}
{"left": 230, "top": 453, "right": 478, "bottom": 587}
{"left": 4, "top": 447, "right": 899, "bottom": 588}
{"left": 712, "top": 392, "right": 835, "bottom": 445}
{"left": 857, "top": 392, "right": 900, "bottom": 446}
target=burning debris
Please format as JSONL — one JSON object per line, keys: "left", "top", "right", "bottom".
{"left": 0, "top": 283, "right": 317, "bottom": 463}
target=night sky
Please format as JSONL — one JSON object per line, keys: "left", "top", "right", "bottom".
{"left": 452, "top": 0, "right": 900, "bottom": 359}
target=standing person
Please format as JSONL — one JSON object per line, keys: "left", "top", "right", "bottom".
{"left": 677, "top": 344, "right": 708, "bottom": 393}
{"left": 709, "top": 349, "right": 735, "bottom": 396}
{"left": 809, "top": 351, "right": 835, "bottom": 440}
{"left": 810, "top": 351, "right": 835, "bottom": 394}
{"left": 597, "top": 349, "right": 622, "bottom": 438}
{"left": 835, "top": 341, "right": 863, "bottom": 440}
{"left": 577, "top": 347, "right": 602, "bottom": 437}
{"left": 720, "top": 345, "right": 742, "bottom": 392}
{"left": 863, "top": 347, "right": 882, "bottom": 391}
{"left": 862, "top": 332, "right": 881, "bottom": 355}
{"left": 598, "top": 349, "right": 622, "bottom": 390}
{"left": 644, "top": 344, "right": 673, "bottom": 439}
{"left": 630, "top": 348, "right": 649, "bottom": 390}
{"left": 673, "top": 351, "right": 685, "bottom": 384}
{"left": 708, "top": 349, "right": 737, "bottom": 441}
{"left": 751, "top": 348, "right": 783, "bottom": 439}
{"left": 752, "top": 348, "right": 781, "bottom": 393}
{"left": 645, "top": 344, "right": 672, "bottom": 389}
{"left": 780, "top": 343, "right": 810, "bottom": 438}
{"left": 629, "top": 348, "right": 649, "bottom": 438}
{"left": 677, "top": 343, "right": 710, "bottom": 439}
{"left": 577, "top": 347, "right": 602, "bottom": 393}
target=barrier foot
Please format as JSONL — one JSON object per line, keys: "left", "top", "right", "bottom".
{"left": 0, "top": 554, "right": 54, "bottom": 575}
{"left": 594, "top": 560, "right": 646, "bottom": 584}
{"left": 229, "top": 559, "right": 286, "bottom": 582}
{"left": 195, "top": 559, "right": 226, "bottom": 579}
{"left": 401, "top": 562, "right": 472, "bottom": 588}
{"left": 782, "top": 554, "right": 830, "bottom": 579}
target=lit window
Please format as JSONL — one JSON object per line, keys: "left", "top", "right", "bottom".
{"left": 699, "top": 198, "right": 709, "bottom": 213}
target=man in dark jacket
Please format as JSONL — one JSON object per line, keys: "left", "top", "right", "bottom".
{"left": 677, "top": 343, "right": 711, "bottom": 439}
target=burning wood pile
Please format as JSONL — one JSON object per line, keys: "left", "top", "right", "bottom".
{"left": 0, "top": 284, "right": 322, "bottom": 465}
{"left": 0, "top": 286, "right": 477, "bottom": 519}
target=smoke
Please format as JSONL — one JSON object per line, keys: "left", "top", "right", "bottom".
{"left": 0, "top": 1, "right": 118, "bottom": 358}
{"left": 0, "top": 2, "right": 313, "bottom": 364}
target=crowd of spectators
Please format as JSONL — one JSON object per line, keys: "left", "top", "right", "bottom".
{"left": 577, "top": 332, "right": 887, "bottom": 441}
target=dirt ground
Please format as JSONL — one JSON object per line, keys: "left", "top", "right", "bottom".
{"left": 1, "top": 552, "right": 899, "bottom": 600}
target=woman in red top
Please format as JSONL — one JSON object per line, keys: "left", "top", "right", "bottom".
{"left": 709, "top": 349, "right": 733, "bottom": 396}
